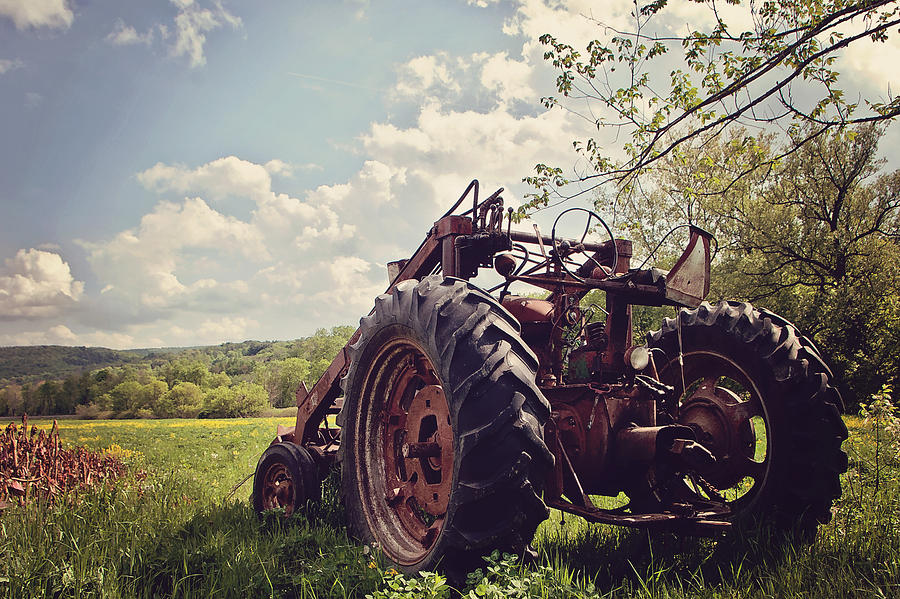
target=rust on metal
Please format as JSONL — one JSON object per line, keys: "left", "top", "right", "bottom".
{"left": 259, "top": 461, "right": 297, "bottom": 516}
{"left": 0, "top": 415, "right": 139, "bottom": 509}
{"left": 255, "top": 177, "right": 840, "bottom": 543}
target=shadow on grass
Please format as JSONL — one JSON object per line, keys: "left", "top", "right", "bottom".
{"left": 536, "top": 511, "right": 899, "bottom": 598}
{"left": 136, "top": 472, "right": 381, "bottom": 599}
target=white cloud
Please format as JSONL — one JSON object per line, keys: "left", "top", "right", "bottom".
{"left": 74, "top": 1, "right": 591, "bottom": 347}
{"left": 480, "top": 51, "right": 537, "bottom": 105}
{"left": 0, "top": 0, "right": 73, "bottom": 30}
{"left": 0, "top": 325, "right": 77, "bottom": 347}
{"left": 106, "top": 19, "right": 154, "bottom": 46}
{"left": 79, "top": 197, "right": 268, "bottom": 311}
{"left": 108, "top": 1, "right": 241, "bottom": 68}
{"left": 0, "top": 325, "right": 141, "bottom": 350}
{"left": 0, "top": 58, "right": 23, "bottom": 75}
{"left": 394, "top": 53, "right": 464, "bottom": 99}
{"left": 310, "top": 256, "right": 384, "bottom": 310}
{"left": 840, "top": 32, "right": 900, "bottom": 99}
{"left": 78, "top": 153, "right": 373, "bottom": 342}
{"left": 0, "top": 249, "right": 84, "bottom": 319}
{"left": 138, "top": 155, "right": 274, "bottom": 202}
{"left": 264, "top": 159, "right": 292, "bottom": 176}
{"left": 349, "top": 0, "right": 369, "bottom": 21}
{"left": 168, "top": 316, "right": 256, "bottom": 345}
{"left": 137, "top": 156, "right": 348, "bottom": 245}
{"left": 5, "top": 1, "right": 608, "bottom": 348}
{"left": 359, "top": 99, "right": 581, "bottom": 208}
{"left": 501, "top": 0, "right": 631, "bottom": 50}
{"left": 170, "top": 0, "right": 242, "bottom": 68}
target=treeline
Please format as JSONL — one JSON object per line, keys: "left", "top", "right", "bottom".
{"left": 0, "top": 326, "right": 354, "bottom": 419}
{"left": 613, "top": 124, "right": 900, "bottom": 409}
{"left": 0, "top": 345, "right": 146, "bottom": 383}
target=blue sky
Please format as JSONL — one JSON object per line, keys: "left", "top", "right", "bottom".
{"left": 1, "top": 0, "right": 897, "bottom": 349}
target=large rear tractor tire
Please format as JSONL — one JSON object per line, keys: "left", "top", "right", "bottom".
{"left": 338, "top": 276, "right": 553, "bottom": 574}
{"left": 647, "top": 301, "right": 848, "bottom": 536}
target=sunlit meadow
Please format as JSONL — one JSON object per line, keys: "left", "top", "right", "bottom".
{"left": 1, "top": 413, "right": 897, "bottom": 598}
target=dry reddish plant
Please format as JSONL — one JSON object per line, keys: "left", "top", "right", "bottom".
{"left": 0, "top": 415, "right": 133, "bottom": 509}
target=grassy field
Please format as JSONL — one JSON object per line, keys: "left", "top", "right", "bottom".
{"left": 1, "top": 414, "right": 898, "bottom": 598}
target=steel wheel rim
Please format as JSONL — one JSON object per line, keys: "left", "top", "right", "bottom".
{"left": 356, "top": 335, "right": 454, "bottom": 565}
{"left": 262, "top": 462, "right": 296, "bottom": 516}
{"left": 663, "top": 350, "right": 772, "bottom": 510}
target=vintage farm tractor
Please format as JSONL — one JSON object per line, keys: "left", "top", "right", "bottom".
{"left": 251, "top": 181, "right": 848, "bottom": 573}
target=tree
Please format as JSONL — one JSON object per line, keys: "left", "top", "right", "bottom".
{"left": 527, "top": 0, "right": 900, "bottom": 207}
{"left": 155, "top": 382, "right": 203, "bottom": 418}
{"left": 160, "top": 359, "right": 209, "bottom": 388}
{"left": 140, "top": 380, "right": 168, "bottom": 413}
{"left": 614, "top": 123, "right": 900, "bottom": 406}
{"left": 206, "top": 371, "right": 231, "bottom": 389}
{"left": 61, "top": 373, "right": 91, "bottom": 410}
{"left": 254, "top": 357, "right": 311, "bottom": 408}
{"left": 107, "top": 380, "right": 144, "bottom": 412}
{"left": 0, "top": 385, "right": 23, "bottom": 416}
{"left": 202, "top": 382, "right": 268, "bottom": 418}
{"left": 35, "top": 381, "right": 61, "bottom": 415}
{"left": 293, "top": 326, "right": 355, "bottom": 383}
{"left": 719, "top": 125, "right": 900, "bottom": 404}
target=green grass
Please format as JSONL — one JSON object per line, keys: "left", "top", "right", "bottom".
{"left": 1, "top": 415, "right": 898, "bottom": 598}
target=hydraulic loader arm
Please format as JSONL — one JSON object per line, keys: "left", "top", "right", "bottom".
{"left": 292, "top": 214, "right": 477, "bottom": 444}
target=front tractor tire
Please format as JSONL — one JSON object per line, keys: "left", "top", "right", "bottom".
{"left": 252, "top": 442, "right": 321, "bottom": 517}
{"left": 648, "top": 301, "right": 848, "bottom": 536}
{"left": 338, "top": 276, "right": 553, "bottom": 574}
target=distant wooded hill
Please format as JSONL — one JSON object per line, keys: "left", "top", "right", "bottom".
{"left": 0, "top": 345, "right": 147, "bottom": 383}
{"left": 0, "top": 327, "right": 355, "bottom": 418}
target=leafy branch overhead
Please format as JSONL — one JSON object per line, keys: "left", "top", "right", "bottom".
{"left": 525, "top": 0, "right": 900, "bottom": 208}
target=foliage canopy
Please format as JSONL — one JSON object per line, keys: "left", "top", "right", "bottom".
{"left": 526, "top": 0, "right": 900, "bottom": 208}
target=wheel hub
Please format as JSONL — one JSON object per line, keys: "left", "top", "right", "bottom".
{"left": 262, "top": 463, "right": 295, "bottom": 515}
{"left": 678, "top": 367, "right": 765, "bottom": 492}
{"left": 385, "top": 383, "right": 453, "bottom": 517}
{"left": 358, "top": 336, "right": 455, "bottom": 565}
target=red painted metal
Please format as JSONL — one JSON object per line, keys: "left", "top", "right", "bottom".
{"left": 266, "top": 179, "right": 731, "bottom": 533}
{"left": 259, "top": 461, "right": 298, "bottom": 516}
{"left": 363, "top": 337, "right": 453, "bottom": 562}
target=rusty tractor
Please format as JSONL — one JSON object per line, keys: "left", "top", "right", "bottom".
{"left": 251, "top": 181, "right": 848, "bottom": 574}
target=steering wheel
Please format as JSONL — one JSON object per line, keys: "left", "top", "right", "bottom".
{"left": 550, "top": 207, "right": 617, "bottom": 283}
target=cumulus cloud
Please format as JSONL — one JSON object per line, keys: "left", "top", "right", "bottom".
{"left": 359, "top": 99, "right": 581, "bottom": 209}
{"left": 71, "top": 1, "right": 593, "bottom": 348}
{"left": 9, "top": 1, "right": 604, "bottom": 348}
{"left": 138, "top": 156, "right": 275, "bottom": 202}
{"left": 0, "top": 249, "right": 84, "bottom": 319}
{"left": 310, "top": 256, "right": 384, "bottom": 309}
{"left": 0, "top": 325, "right": 77, "bottom": 347}
{"left": 75, "top": 152, "right": 372, "bottom": 343}
{"left": 394, "top": 53, "right": 464, "bottom": 99}
{"left": 136, "top": 156, "right": 350, "bottom": 246}
{"left": 840, "top": 29, "right": 900, "bottom": 96}
{"left": 0, "top": 0, "right": 73, "bottom": 30}
{"left": 79, "top": 197, "right": 268, "bottom": 311}
{"left": 170, "top": 0, "right": 242, "bottom": 68}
